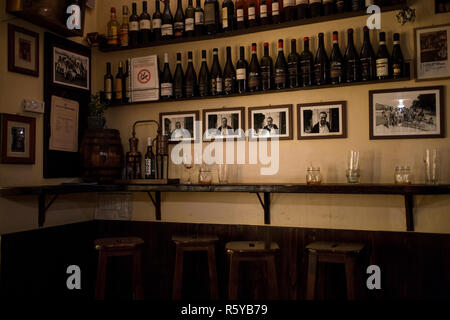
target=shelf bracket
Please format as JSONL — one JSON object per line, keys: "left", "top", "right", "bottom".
{"left": 256, "top": 192, "right": 271, "bottom": 225}
{"left": 38, "top": 192, "right": 58, "bottom": 228}
{"left": 404, "top": 194, "right": 414, "bottom": 232}
{"left": 146, "top": 191, "right": 161, "bottom": 221}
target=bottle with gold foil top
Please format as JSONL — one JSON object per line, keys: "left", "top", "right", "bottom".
{"left": 107, "top": 7, "right": 120, "bottom": 46}
{"left": 119, "top": 5, "right": 130, "bottom": 47}
{"left": 115, "top": 61, "right": 124, "bottom": 103}
{"left": 392, "top": 33, "right": 404, "bottom": 79}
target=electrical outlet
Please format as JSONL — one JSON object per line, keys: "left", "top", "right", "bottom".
{"left": 23, "top": 99, "right": 45, "bottom": 113}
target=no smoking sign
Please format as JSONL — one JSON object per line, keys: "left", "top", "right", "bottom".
{"left": 137, "top": 69, "right": 151, "bottom": 84}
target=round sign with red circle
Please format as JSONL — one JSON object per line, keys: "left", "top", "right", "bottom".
{"left": 137, "top": 69, "right": 151, "bottom": 84}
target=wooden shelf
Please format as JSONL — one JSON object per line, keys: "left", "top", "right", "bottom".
{"left": 98, "top": 3, "right": 405, "bottom": 52}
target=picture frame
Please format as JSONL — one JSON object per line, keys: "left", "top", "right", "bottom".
{"left": 415, "top": 24, "right": 450, "bottom": 81}
{"left": 297, "top": 101, "right": 347, "bottom": 140}
{"left": 248, "top": 105, "right": 293, "bottom": 140}
{"left": 369, "top": 86, "right": 445, "bottom": 140}
{"left": 0, "top": 113, "right": 36, "bottom": 164}
{"left": 8, "top": 24, "right": 39, "bottom": 77}
{"left": 435, "top": 0, "right": 450, "bottom": 13}
{"left": 160, "top": 111, "right": 200, "bottom": 143}
{"left": 202, "top": 107, "right": 245, "bottom": 141}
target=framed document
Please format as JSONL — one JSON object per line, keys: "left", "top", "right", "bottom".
{"left": 49, "top": 96, "right": 79, "bottom": 152}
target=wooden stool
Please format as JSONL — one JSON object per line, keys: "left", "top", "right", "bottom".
{"left": 226, "top": 241, "right": 280, "bottom": 300}
{"left": 172, "top": 235, "right": 219, "bottom": 300}
{"left": 305, "top": 241, "right": 365, "bottom": 300}
{"left": 94, "top": 237, "right": 145, "bottom": 300}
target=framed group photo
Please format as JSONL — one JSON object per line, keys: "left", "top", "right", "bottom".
{"left": 203, "top": 107, "right": 245, "bottom": 140}
{"left": 8, "top": 24, "right": 39, "bottom": 77}
{"left": 248, "top": 105, "right": 293, "bottom": 140}
{"left": 369, "top": 86, "right": 445, "bottom": 140}
{"left": 160, "top": 111, "right": 200, "bottom": 143}
{"left": 297, "top": 101, "right": 347, "bottom": 140}
{"left": 0, "top": 113, "right": 36, "bottom": 164}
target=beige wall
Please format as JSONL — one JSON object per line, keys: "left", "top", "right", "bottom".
{"left": 1, "top": 0, "right": 449, "bottom": 235}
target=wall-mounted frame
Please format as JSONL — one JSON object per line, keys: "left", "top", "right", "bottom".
{"left": 248, "top": 105, "right": 293, "bottom": 140}
{"left": 0, "top": 113, "right": 36, "bottom": 164}
{"left": 435, "top": 0, "right": 450, "bottom": 13}
{"left": 369, "top": 86, "right": 445, "bottom": 140}
{"left": 202, "top": 107, "right": 245, "bottom": 141}
{"left": 160, "top": 111, "right": 200, "bottom": 143}
{"left": 415, "top": 24, "right": 450, "bottom": 81}
{"left": 8, "top": 24, "right": 39, "bottom": 77}
{"left": 297, "top": 101, "right": 347, "bottom": 140}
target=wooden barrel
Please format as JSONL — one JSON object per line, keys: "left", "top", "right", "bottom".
{"left": 80, "top": 129, "right": 124, "bottom": 182}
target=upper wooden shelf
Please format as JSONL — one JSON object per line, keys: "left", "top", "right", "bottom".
{"left": 98, "top": 3, "right": 405, "bottom": 53}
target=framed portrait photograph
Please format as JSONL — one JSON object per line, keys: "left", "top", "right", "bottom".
{"left": 248, "top": 105, "right": 293, "bottom": 140}
{"left": 160, "top": 111, "right": 200, "bottom": 143}
{"left": 203, "top": 107, "right": 245, "bottom": 140}
{"left": 435, "top": 0, "right": 450, "bottom": 13}
{"left": 8, "top": 24, "right": 39, "bottom": 77}
{"left": 297, "top": 101, "right": 347, "bottom": 140}
{"left": 0, "top": 114, "right": 36, "bottom": 164}
{"left": 52, "top": 46, "right": 90, "bottom": 91}
{"left": 369, "top": 86, "right": 445, "bottom": 140}
{"left": 415, "top": 24, "right": 450, "bottom": 81}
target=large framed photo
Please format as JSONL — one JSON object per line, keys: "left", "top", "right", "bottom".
{"left": 369, "top": 86, "right": 445, "bottom": 140}
{"left": 8, "top": 24, "right": 39, "bottom": 77}
{"left": 248, "top": 105, "right": 293, "bottom": 140}
{"left": 160, "top": 111, "right": 200, "bottom": 143}
{"left": 0, "top": 114, "right": 36, "bottom": 164}
{"left": 415, "top": 24, "right": 450, "bottom": 81}
{"left": 297, "top": 101, "right": 347, "bottom": 140}
{"left": 203, "top": 107, "right": 245, "bottom": 140}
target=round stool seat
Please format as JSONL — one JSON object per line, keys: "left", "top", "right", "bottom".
{"left": 172, "top": 234, "right": 219, "bottom": 245}
{"left": 225, "top": 241, "right": 280, "bottom": 254}
{"left": 94, "top": 237, "right": 144, "bottom": 251}
{"left": 306, "top": 241, "right": 365, "bottom": 254}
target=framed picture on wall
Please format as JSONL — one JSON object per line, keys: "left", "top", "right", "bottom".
{"left": 415, "top": 24, "right": 450, "bottom": 81}
{"left": 8, "top": 24, "right": 39, "bottom": 77}
{"left": 0, "top": 113, "right": 36, "bottom": 164}
{"left": 248, "top": 105, "right": 293, "bottom": 140}
{"left": 203, "top": 107, "right": 245, "bottom": 141}
{"left": 369, "top": 86, "right": 445, "bottom": 140}
{"left": 297, "top": 101, "right": 347, "bottom": 140}
{"left": 435, "top": 0, "right": 450, "bottom": 13}
{"left": 160, "top": 111, "right": 200, "bottom": 143}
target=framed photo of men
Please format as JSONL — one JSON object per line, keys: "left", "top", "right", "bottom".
{"left": 160, "top": 110, "right": 200, "bottom": 143}
{"left": 248, "top": 104, "right": 293, "bottom": 140}
{"left": 203, "top": 107, "right": 245, "bottom": 140}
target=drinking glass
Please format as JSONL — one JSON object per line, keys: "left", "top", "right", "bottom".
{"left": 183, "top": 151, "right": 193, "bottom": 184}
{"left": 424, "top": 149, "right": 438, "bottom": 185}
{"left": 346, "top": 150, "right": 360, "bottom": 183}
{"left": 217, "top": 163, "right": 228, "bottom": 184}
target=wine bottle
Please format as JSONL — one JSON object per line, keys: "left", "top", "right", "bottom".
{"left": 210, "top": 48, "right": 223, "bottom": 95}
{"left": 160, "top": 52, "right": 173, "bottom": 100}
{"left": 274, "top": 39, "right": 288, "bottom": 89}
{"left": 119, "top": 5, "right": 130, "bottom": 47}
{"left": 260, "top": 0, "right": 270, "bottom": 25}
{"left": 185, "top": 51, "right": 197, "bottom": 97}
{"left": 129, "top": 3, "right": 140, "bottom": 46}
{"left": 139, "top": 1, "right": 151, "bottom": 44}
{"left": 123, "top": 59, "right": 130, "bottom": 103}
{"left": 323, "top": 0, "right": 335, "bottom": 16}
{"left": 184, "top": 0, "right": 195, "bottom": 37}
{"left": 161, "top": 0, "right": 174, "bottom": 40}
{"left": 310, "top": 0, "right": 322, "bottom": 17}
{"left": 107, "top": 7, "right": 120, "bottom": 47}
{"left": 224, "top": 46, "right": 236, "bottom": 94}
{"left": 288, "top": 39, "right": 300, "bottom": 88}
{"left": 344, "top": 28, "right": 360, "bottom": 82}
{"left": 174, "top": 52, "right": 184, "bottom": 98}
{"left": 248, "top": 43, "right": 261, "bottom": 92}
{"left": 248, "top": 0, "right": 258, "bottom": 27}
{"left": 204, "top": 0, "right": 220, "bottom": 34}
{"left": 392, "top": 33, "right": 404, "bottom": 79}
{"left": 194, "top": 0, "right": 205, "bottom": 36}
{"left": 104, "top": 62, "right": 113, "bottom": 102}
{"left": 314, "top": 32, "right": 329, "bottom": 85}
{"left": 115, "top": 61, "right": 124, "bottom": 103}
{"left": 174, "top": 0, "right": 185, "bottom": 38}
{"left": 300, "top": 37, "right": 314, "bottom": 86}
{"left": 351, "top": 0, "right": 361, "bottom": 11}
{"left": 236, "top": 46, "right": 248, "bottom": 94}
{"left": 272, "top": 0, "right": 281, "bottom": 23}
{"left": 376, "top": 31, "right": 390, "bottom": 80}
{"left": 152, "top": 0, "right": 163, "bottom": 41}
{"left": 296, "top": 0, "right": 309, "bottom": 19}
{"left": 261, "top": 42, "right": 274, "bottom": 90}
{"left": 336, "top": 0, "right": 345, "bottom": 13}
{"left": 330, "top": 31, "right": 344, "bottom": 84}
{"left": 360, "top": 26, "right": 376, "bottom": 81}
{"left": 144, "top": 139, "right": 156, "bottom": 179}
{"left": 222, "top": 0, "right": 235, "bottom": 32}
{"left": 198, "top": 50, "right": 210, "bottom": 96}
{"left": 284, "top": 0, "right": 296, "bottom": 21}
{"left": 236, "top": 0, "right": 245, "bottom": 29}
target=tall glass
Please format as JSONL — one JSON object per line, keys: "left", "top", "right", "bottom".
{"left": 346, "top": 150, "right": 360, "bottom": 183}
{"left": 424, "top": 149, "right": 438, "bottom": 185}
{"left": 217, "top": 163, "right": 228, "bottom": 184}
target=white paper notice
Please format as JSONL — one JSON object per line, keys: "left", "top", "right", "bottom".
{"left": 130, "top": 55, "right": 160, "bottom": 102}
{"left": 49, "top": 95, "right": 79, "bottom": 152}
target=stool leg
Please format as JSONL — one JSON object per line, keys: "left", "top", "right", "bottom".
{"left": 132, "top": 249, "right": 144, "bottom": 300}
{"left": 95, "top": 250, "right": 108, "bottom": 300}
{"left": 266, "top": 255, "right": 278, "bottom": 300}
{"left": 207, "top": 245, "right": 219, "bottom": 300}
{"left": 306, "top": 252, "right": 318, "bottom": 300}
{"left": 344, "top": 256, "right": 358, "bottom": 300}
{"left": 228, "top": 255, "right": 239, "bottom": 300}
{"left": 172, "top": 247, "right": 184, "bottom": 300}
{"left": 317, "top": 263, "right": 327, "bottom": 300}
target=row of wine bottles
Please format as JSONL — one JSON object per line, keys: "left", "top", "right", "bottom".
{"left": 106, "top": 0, "right": 401, "bottom": 47}
{"left": 104, "top": 28, "right": 404, "bottom": 102}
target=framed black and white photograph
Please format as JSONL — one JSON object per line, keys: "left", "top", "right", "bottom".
{"left": 297, "top": 101, "right": 347, "bottom": 140}
{"left": 53, "top": 47, "right": 90, "bottom": 90}
{"left": 248, "top": 105, "right": 293, "bottom": 140}
{"left": 203, "top": 107, "right": 245, "bottom": 140}
{"left": 369, "top": 86, "right": 445, "bottom": 140}
{"left": 415, "top": 24, "right": 450, "bottom": 81}
{"left": 435, "top": 0, "right": 450, "bottom": 13}
{"left": 0, "top": 113, "right": 36, "bottom": 164}
{"left": 160, "top": 111, "right": 200, "bottom": 143}
{"left": 8, "top": 24, "right": 39, "bottom": 77}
